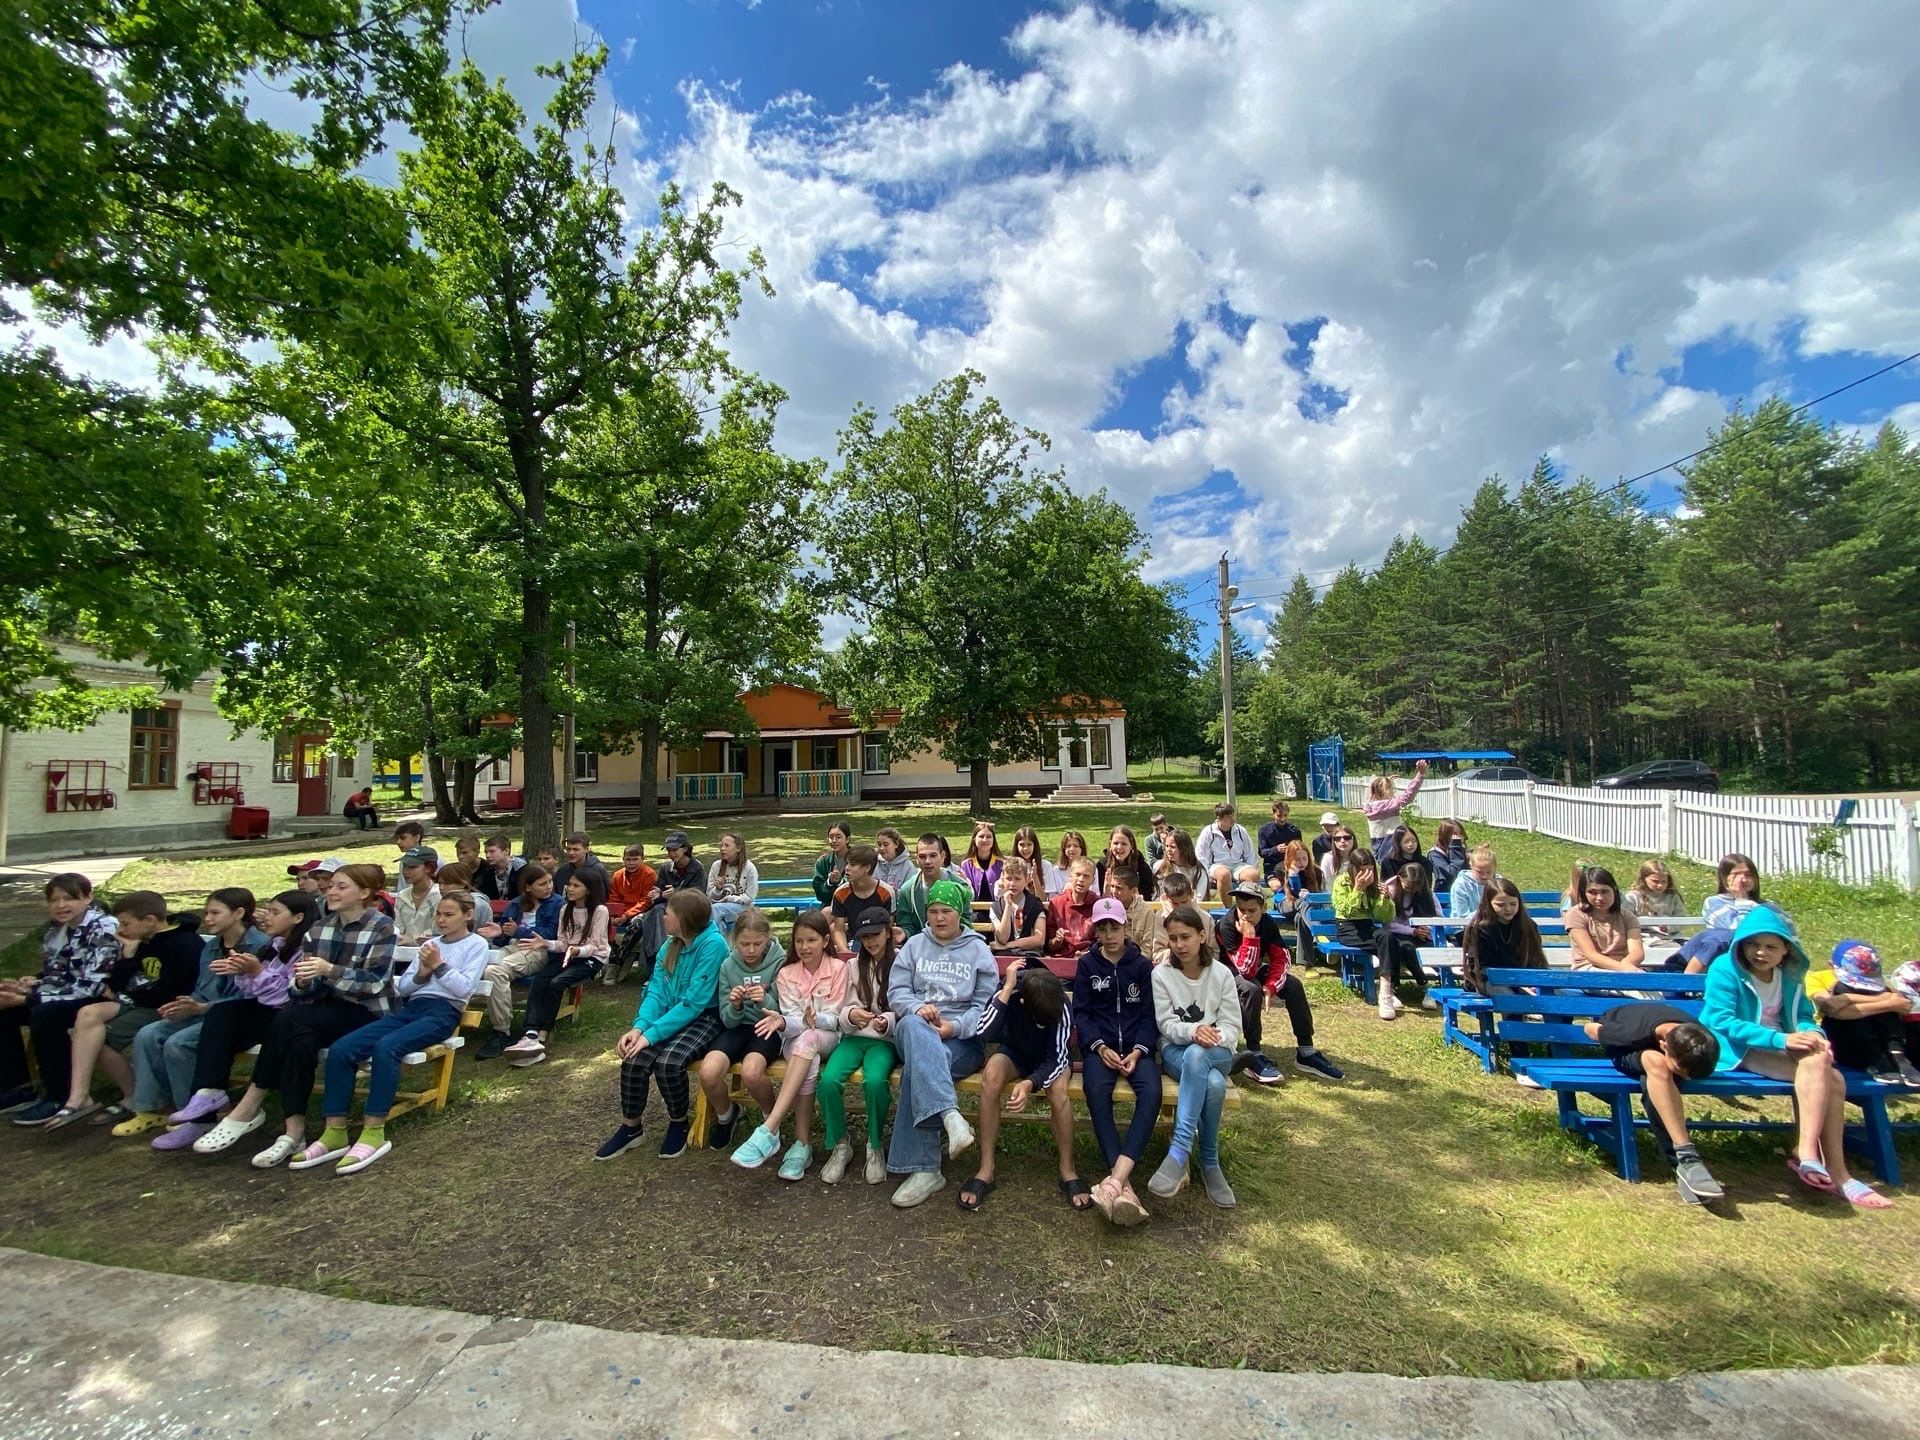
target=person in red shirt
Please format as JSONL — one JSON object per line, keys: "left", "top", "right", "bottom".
{"left": 1212, "top": 884, "right": 1343, "bottom": 1085}
{"left": 1046, "top": 857, "right": 1099, "bottom": 957}
{"left": 606, "top": 844, "right": 658, "bottom": 984}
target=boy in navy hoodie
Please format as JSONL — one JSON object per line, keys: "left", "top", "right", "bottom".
{"left": 1073, "top": 898, "right": 1162, "bottom": 1225}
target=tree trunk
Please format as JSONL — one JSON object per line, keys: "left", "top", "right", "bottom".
{"left": 639, "top": 714, "right": 663, "bottom": 827}
{"left": 968, "top": 756, "right": 993, "bottom": 817}
{"left": 427, "top": 751, "right": 455, "bottom": 825}
{"left": 455, "top": 757, "right": 482, "bottom": 824}
{"left": 397, "top": 755, "right": 414, "bottom": 803}
{"left": 420, "top": 673, "right": 458, "bottom": 825}
{"left": 520, "top": 575, "right": 559, "bottom": 856}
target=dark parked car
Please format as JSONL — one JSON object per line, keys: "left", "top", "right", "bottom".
{"left": 1593, "top": 759, "right": 1719, "bottom": 792}
{"left": 1455, "top": 764, "right": 1547, "bottom": 784}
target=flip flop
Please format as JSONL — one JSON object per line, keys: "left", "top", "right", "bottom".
{"left": 336, "top": 1140, "right": 392, "bottom": 1176}
{"left": 91, "top": 1102, "right": 134, "bottom": 1126}
{"left": 1110, "top": 1185, "right": 1150, "bottom": 1227}
{"left": 1059, "top": 1177, "right": 1094, "bottom": 1212}
{"left": 1788, "top": 1157, "right": 1839, "bottom": 1195}
{"left": 42, "top": 1101, "right": 102, "bottom": 1131}
{"left": 957, "top": 1176, "right": 996, "bottom": 1213}
{"left": 1841, "top": 1179, "right": 1893, "bottom": 1210}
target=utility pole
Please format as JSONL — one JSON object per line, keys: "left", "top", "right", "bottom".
{"left": 562, "top": 621, "right": 585, "bottom": 835}
{"left": 1218, "top": 552, "right": 1239, "bottom": 806}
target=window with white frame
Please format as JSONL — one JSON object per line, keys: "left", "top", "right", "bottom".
{"left": 811, "top": 738, "right": 840, "bottom": 771}
{"left": 722, "top": 741, "right": 748, "bottom": 775}
{"left": 862, "top": 733, "right": 890, "bottom": 774}
{"left": 573, "top": 750, "right": 599, "bottom": 783}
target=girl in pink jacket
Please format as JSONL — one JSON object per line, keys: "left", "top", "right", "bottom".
{"left": 1362, "top": 759, "right": 1427, "bottom": 852}
{"left": 729, "top": 912, "right": 850, "bottom": 1182}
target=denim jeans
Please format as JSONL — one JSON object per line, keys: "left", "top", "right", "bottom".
{"left": 885, "top": 1014, "right": 984, "bottom": 1175}
{"left": 319, "top": 997, "right": 460, "bottom": 1118}
{"left": 1162, "top": 1041, "right": 1232, "bottom": 1168}
{"left": 130, "top": 1015, "right": 204, "bottom": 1113}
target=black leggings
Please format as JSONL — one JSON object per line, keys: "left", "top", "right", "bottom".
{"left": 1823, "top": 1011, "right": 1911, "bottom": 1069}
{"left": 526, "top": 957, "right": 600, "bottom": 1032}
{"left": 191, "top": 997, "right": 282, "bottom": 1091}
{"left": 251, "top": 996, "right": 374, "bottom": 1121}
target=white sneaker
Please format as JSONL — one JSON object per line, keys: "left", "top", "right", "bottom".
{"left": 891, "top": 1170, "right": 947, "bottom": 1208}
{"left": 509, "top": 1050, "right": 548, "bottom": 1069}
{"left": 820, "top": 1141, "right": 853, "bottom": 1185}
{"left": 1391, "top": 994, "right": 1405, "bottom": 1013}
{"left": 942, "top": 1109, "right": 975, "bottom": 1159}
{"left": 1516, "top": 1072, "right": 1544, "bottom": 1090}
{"left": 1419, "top": 995, "right": 1439, "bottom": 1012}
{"left": 501, "top": 1032, "right": 543, "bottom": 1058}
{"left": 1378, "top": 996, "right": 1397, "bottom": 1021}
{"left": 865, "top": 1146, "right": 887, "bottom": 1184}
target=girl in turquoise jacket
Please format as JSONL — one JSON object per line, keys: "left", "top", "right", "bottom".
{"left": 594, "top": 889, "right": 730, "bottom": 1162}
{"left": 1701, "top": 908, "right": 1890, "bottom": 1208}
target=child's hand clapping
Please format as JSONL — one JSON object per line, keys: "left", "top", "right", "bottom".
{"left": 753, "top": 1012, "right": 783, "bottom": 1039}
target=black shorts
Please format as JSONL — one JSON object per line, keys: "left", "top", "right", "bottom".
{"left": 705, "top": 1024, "right": 783, "bottom": 1067}
{"left": 1608, "top": 1049, "right": 1648, "bottom": 1079}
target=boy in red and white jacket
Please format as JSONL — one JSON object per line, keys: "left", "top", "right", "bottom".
{"left": 1212, "top": 885, "right": 1343, "bottom": 1084}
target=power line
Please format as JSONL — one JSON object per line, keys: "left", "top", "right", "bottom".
{"left": 1214, "top": 348, "right": 1919, "bottom": 617}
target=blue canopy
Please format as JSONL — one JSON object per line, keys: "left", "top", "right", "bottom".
{"left": 1376, "top": 749, "right": 1516, "bottom": 762}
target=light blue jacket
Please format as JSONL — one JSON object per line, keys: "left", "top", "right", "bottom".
{"left": 631, "top": 924, "right": 727, "bottom": 1045}
{"left": 1700, "top": 908, "right": 1817, "bottom": 1073}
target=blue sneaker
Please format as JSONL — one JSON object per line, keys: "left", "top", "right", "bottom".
{"left": 10, "top": 1099, "right": 60, "bottom": 1127}
{"left": 1294, "top": 1049, "right": 1345, "bottom": 1082}
{"left": 658, "top": 1118, "right": 690, "bottom": 1158}
{"left": 593, "top": 1122, "right": 645, "bottom": 1161}
{"left": 1245, "top": 1053, "right": 1285, "bottom": 1085}
{"left": 777, "top": 1141, "right": 813, "bottom": 1181}
{"left": 731, "top": 1124, "right": 781, "bottom": 1169}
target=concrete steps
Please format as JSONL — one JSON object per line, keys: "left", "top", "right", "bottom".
{"left": 1045, "top": 782, "right": 1131, "bottom": 805}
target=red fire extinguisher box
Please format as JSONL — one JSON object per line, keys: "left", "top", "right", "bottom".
{"left": 227, "top": 806, "right": 271, "bottom": 840}
{"left": 494, "top": 787, "right": 525, "bottom": 810}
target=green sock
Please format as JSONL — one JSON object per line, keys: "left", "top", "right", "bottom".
{"left": 317, "top": 1124, "right": 349, "bottom": 1151}
{"left": 357, "top": 1124, "right": 386, "bottom": 1150}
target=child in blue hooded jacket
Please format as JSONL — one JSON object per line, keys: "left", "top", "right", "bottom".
{"left": 1701, "top": 908, "right": 1891, "bottom": 1208}
{"left": 595, "top": 888, "right": 729, "bottom": 1162}
{"left": 1073, "top": 897, "right": 1162, "bottom": 1226}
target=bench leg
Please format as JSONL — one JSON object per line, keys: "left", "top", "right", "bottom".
{"left": 1607, "top": 1095, "right": 1641, "bottom": 1182}
{"left": 688, "top": 1081, "right": 710, "bottom": 1151}
{"left": 1850, "top": 1094, "right": 1900, "bottom": 1186}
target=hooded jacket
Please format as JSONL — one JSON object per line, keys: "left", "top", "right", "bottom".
{"left": 1701, "top": 908, "right": 1817, "bottom": 1072}
{"left": 631, "top": 923, "right": 728, "bottom": 1045}
{"left": 886, "top": 926, "right": 998, "bottom": 1038}
{"left": 716, "top": 933, "right": 787, "bottom": 1028}
{"left": 1073, "top": 939, "right": 1157, "bottom": 1058}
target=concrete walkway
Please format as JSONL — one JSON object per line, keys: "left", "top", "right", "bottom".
{"left": 0, "top": 1250, "right": 1915, "bottom": 1439}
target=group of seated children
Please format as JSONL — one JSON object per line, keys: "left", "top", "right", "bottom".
{"left": 3, "top": 864, "right": 486, "bottom": 1175}
{"left": 591, "top": 869, "right": 1342, "bottom": 1224}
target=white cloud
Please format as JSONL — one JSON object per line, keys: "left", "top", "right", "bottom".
{"left": 647, "top": 1, "right": 1920, "bottom": 579}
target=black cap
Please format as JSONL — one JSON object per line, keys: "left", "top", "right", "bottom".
{"left": 853, "top": 906, "right": 893, "bottom": 938}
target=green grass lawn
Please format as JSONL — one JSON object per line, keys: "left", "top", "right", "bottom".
{"left": 0, "top": 765, "right": 1915, "bottom": 1380}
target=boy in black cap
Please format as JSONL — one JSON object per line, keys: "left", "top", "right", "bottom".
{"left": 638, "top": 832, "right": 705, "bottom": 976}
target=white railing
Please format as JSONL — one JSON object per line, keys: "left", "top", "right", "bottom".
{"left": 1335, "top": 774, "right": 1919, "bottom": 890}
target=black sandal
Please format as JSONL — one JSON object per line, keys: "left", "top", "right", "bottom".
{"left": 1059, "top": 1177, "right": 1094, "bottom": 1211}
{"left": 92, "top": 1103, "right": 134, "bottom": 1125}
{"left": 957, "top": 1176, "right": 996, "bottom": 1212}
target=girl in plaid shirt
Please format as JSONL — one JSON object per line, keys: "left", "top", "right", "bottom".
{"left": 191, "top": 864, "right": 396, "bottom": 1169}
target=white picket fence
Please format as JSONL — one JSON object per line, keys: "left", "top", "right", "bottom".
{"left": 1338, "top": 776, "right": 1920, "bottom": 890}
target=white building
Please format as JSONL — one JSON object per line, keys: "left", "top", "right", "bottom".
{"left": 1, "top": 644, "right": 368, "bottom": 863}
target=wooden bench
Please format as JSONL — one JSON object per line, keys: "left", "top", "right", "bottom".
{"left": 686, "top": 1054, "right": 1244, "bottom": 1151}
{"left": 224, "top": 975, "right": 503, "bottom": 1121}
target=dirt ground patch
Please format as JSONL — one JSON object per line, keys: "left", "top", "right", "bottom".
{"left": 2, "top": 971, "right": 1916, "bottom": 1380}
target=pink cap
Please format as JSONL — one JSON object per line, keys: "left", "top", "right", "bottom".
{"left": 1091, "top": 897, "right": 1128, "bottom": 926}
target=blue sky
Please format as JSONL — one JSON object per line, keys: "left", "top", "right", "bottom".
{"left": 27, "top": 1, "right": 1920, "bottom": 653}
{"left": 562, "top": 0, "right": 1920, "bottom": 652}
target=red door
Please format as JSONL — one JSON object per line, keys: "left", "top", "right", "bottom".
{"left": 297, "top": 735, "right": 330, "bottom": 816}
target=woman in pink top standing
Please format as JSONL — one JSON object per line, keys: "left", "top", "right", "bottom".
{"left": 1362, "top": 758, "right": 1426, "bottom": 857}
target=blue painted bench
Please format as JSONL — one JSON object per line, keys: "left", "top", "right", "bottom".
{"left": 1435, "top": 967, "right": 1703, "bottom": 1071}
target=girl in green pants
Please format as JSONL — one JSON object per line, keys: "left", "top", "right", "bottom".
{"left": 818, "top": 906, "right": 898, "bottom": 1185}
